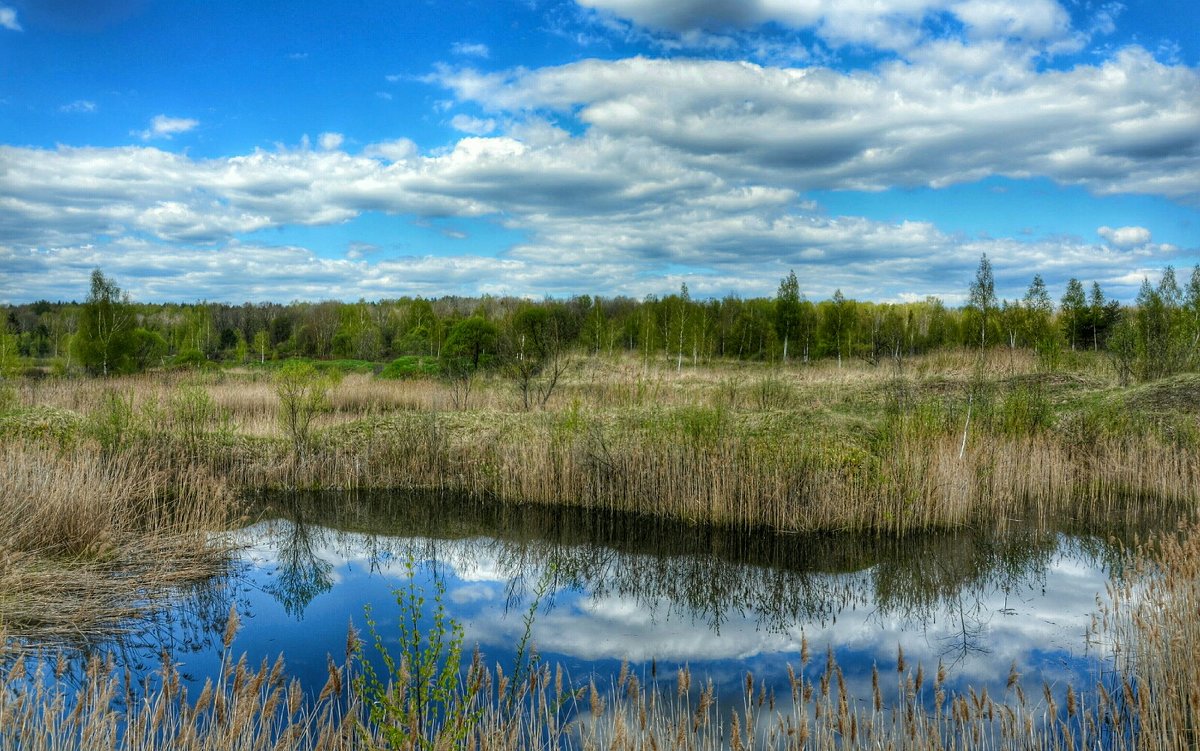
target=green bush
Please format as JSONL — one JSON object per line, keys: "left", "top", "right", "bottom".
{"left": 355, "top": 558, "right": 482, "bottom": 749}
{"left": 275, "top": 360, "right": 338, "bottom": 457}
{"left": 320, "top": 359, "right": 377, "bottom": 374}
{"left": 379, "top": 356, "right": 440, "bottom": 380}
{"left": 169, "top": 348, "right": 210, "bottom": 370}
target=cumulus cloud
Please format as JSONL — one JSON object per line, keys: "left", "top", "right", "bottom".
{"left": 135, "top": 114, "right": 199, "bottom": 140}
{"left": 0, "top": 6, "right": 20, "bottom": 31}
{"left": 1098, "top": 225, "right": 1152, "bottom": 248}
{"left": 1, "top": 33, "right": 1195, "bottom": 305}
{"left": 318, "top": 131, "right": 345, "bottom": 151}
{"left": 434, "top": 49, "right": 1200, "bottom": 200}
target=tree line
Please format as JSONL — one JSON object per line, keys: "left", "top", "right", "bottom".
{"left": 2, "top": 260, "right": 1199, "bottom": 385}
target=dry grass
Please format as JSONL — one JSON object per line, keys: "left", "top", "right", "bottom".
{"left": 0, "top": 441, "right": 233, "bottom": 644}
{"left": 4, "top": 350, "right": 1195, "bottom": 536}
{"left": 1102, "top": 521, "right": 1200, "bottom": 751}
{"left": 3, "top": 350, "right": 1196, "bottom": 748}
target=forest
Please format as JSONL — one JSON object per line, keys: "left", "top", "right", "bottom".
{"left": 3, "top": 257, "right": 1199, "bottom": 388}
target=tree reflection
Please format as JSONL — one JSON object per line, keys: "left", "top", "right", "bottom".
{"left": 249, "top": 491, "right": 1161, "bottom": 634}
{"left": 262, "top": 506, "right": 335, "bottom": 619}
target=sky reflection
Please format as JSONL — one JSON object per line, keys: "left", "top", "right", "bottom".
{"left": 195, "top": 494, "right": 1129, "bottom": 712}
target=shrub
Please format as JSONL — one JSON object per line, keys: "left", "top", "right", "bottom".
{"left": 379, "top": 356, "right": 440, "bottom": 380}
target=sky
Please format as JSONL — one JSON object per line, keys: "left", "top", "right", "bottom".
{"left": 0, "top": 0, "right": 1197, "bottom": 304}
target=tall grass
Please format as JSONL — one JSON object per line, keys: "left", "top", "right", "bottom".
{"left": 4, "top": 352, "right": 1196, "bottom": 536}
{"left": 0, "top": 441, "right": 233, "bottom": 644}
{"left": 1103, "top": 522, "right": 1200, "bottom": 750}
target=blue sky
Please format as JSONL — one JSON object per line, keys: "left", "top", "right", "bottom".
{"left": 0, "top": 0, "right": 1196, "bottom": 303}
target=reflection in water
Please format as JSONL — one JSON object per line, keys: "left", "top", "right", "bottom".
{"left": 251, "top": 492, "right": 1120, "bottom": 636}
{"left": 23, "top": 489, "right": 1170, "bottom": 718}
{"left": 262, "top": 505, "right": 335, "bottom": 619}
{"left": 231, "top": 491, "right": 1162, "bottom": 703}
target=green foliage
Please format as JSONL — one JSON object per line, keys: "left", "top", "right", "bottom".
{"left": 131, "top": 328, "right": 168, "bottom": 370}
{"left": 169, "top": 348, "right": 207, "bottom": 370}
{"left": 275, "top": 360, "right": 336, "bottom": 457}
{"left": 820, "top": 289, "right": 853, "bottom": 365}
{"left": 0, "top": 329, "right": 21, "bottom": 381}
{"left": 252, "top": 329, "right": 272, "bottom": 364}
{"left": 0, "top": 406, "right": 83, "bottom": 443}
{"left": 442, "top": 316, "right": 500, "bottom": 374}
{"left": 379, "top": 356, "right": 440, "bottom": 380}
{"left": 86, "top": 389, "right": 138, "bottom": 456}
{"left": 1061, "top": 277, "right": 1087, "bottom": 351}
{"left": 170, "top": 383, "right": 230, "bottom": 448}
{"left": 355, "top": 558, "right": 483, "bottom": 750}
{"left": 994, "top": 385, "right": 1053, "bottom": 435}
{"left": 967, "top": 254, "right": 997, "bottom": 348}
{"left": 74, "top": 269, "right": 137, "bottom": 376}
{"left": 775, "top": 270, "right": 802, "bottom": 362}
{"left": 332, "top": 301, "right": 383, "bottom": 361}
{"left": 320, "top": 359, "right": 376, "bottom": 374}
{"left": 753, "top": 370, "right": 795, "bottom": 410}
{"left": 505, "top": 303, "right": 574, "bottom": 409}
{"left": 675, "top": 405, "right": 727, "bottom": 447}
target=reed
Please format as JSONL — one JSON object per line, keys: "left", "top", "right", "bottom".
{"left": 1104, "top": 520, "right": 1200, "bottom": 751}
{"left": 0, "top": 441, "right": 233, "bottom": 644}
{"left": 4, "top": 351, "right": 1197, "bottom": 536}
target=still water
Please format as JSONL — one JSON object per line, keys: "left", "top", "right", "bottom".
{"left": 129, "top": 492, "right": 1148, "bottom": 712}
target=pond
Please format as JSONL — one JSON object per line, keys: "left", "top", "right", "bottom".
{"left": 119, "top": 491, "right": 1153, "bottom": 718}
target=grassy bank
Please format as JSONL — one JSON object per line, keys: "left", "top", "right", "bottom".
{"left": 3, "top": 518, "right": 1197, "bottom": 750}
{"left": 4, "top": 350, "right": 1197, "bottom": 535}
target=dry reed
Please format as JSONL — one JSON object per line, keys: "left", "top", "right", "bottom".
{"left": 5, "top": 351, "right": 1196, "bottom": 536}
{"left": 0, "top": 441, "right": 233, "bottom": 644}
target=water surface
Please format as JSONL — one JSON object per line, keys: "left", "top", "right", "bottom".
{"left": 144, "top": 492, "right": 1147, "bottom": 712}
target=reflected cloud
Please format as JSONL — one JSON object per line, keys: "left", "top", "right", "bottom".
{"left": 228, "top": 491, "right": 1149, "bottom": 705}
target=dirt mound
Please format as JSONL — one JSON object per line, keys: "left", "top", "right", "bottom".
{"left": 1123, "top": 373, "right": 1200, "bottom": 413}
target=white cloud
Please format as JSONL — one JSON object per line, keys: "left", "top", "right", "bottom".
{"left": 0, "top": 6, "right": 20, "bottom": 32}
{"left": 345, "top": 242, "right": 379, "bottom": 260}
{"left": 434, "top": 49, "right": 1200, "bottom": 200}
{"left": 951, "top": 0, "right": 1071, "bottom": 42}
{"left": 318, "top": 131, "right": 345, "bottom": 151}
{"left": 449, "top": 114, "right": 497, "bottom": 135}
{"left": 363, "top": 138, "right": 418, "bottom": 162}
{"left": 1098, "top": 225, "right": 1152, "bottom": 248}
{"left": 59, "top": 100, "right": 98, "bottom": 114}
{"left": 135, "top": 114, "right": 199, "bottom": 141}
{"left": 577, "top": 0, "right": 1077, "bottom": 52}
{"left": 451, "top": 41, "right": 490, "bottom": 58}
{"left": 0, "top": 36, "right": 1195, "bottom": 305}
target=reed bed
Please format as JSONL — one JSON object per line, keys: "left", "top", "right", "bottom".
{"left": 1102, "top": 521, "right": 1200, "bottom": 751}
{"left": 3, "top": 519, "right": 1197, "bottom": 750}
{"left": 214, "top": 410, "right": 1197, "bottom": 535}
{"left": 0, "top": 441, "right": 233, "bottom": 644}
